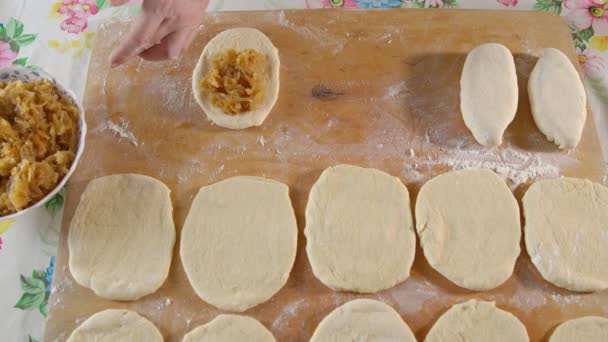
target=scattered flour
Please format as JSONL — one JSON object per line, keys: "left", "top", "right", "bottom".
{"left": 93, "top": 117, "right": 139, "bottom": 147}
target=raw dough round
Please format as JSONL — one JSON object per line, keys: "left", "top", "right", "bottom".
{"left": 67, "top": 309, "right": 162, "bottom": 342}
{"left": 460, "top": 43, "right": 518, "bottom": 147}
{"left": 523, "top": 177, "right": 608, "bottom": 292}
{"left": 192, "top": 28, "right": 280, "bottom": 129}
{"left": 68, "top": 174, "right": 175, "bottom": 301}
{"left": 528, "top": 48, "right": 586, "bottom": 149}
{"left": 549, "top": 316, "right": 608, "bottom": 342}
{"left": 305, "top": 164, "right": 415, "bottom": 293}
{"left": 425, "top": 299, "right": 528, "bottom": 342}
{"left": 183, "top": 314, "right": 275, "bottom": 342}
{"left": 180, "top": 176, "right": 297, "bottom": 311}
{"left": 310, "top": 299, "right": 416, "bottom": 342}
{"left": 415, "top": 169, "right": 521, "bottom": 290}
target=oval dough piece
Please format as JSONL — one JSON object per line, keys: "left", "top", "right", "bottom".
{"left": 523, "top": 177, "right": 608, "bottom": 292}
{"left": 415, "top": 169, "right": 521, "bottom": 290}
{"left": 305, "top": 164, "right": 415, "bottom": 293}
{"left": 460, "top": 43, "right": 518, "bottom": 147}
{"left": 180, "top": 176, "right": 297, "bottom": 311}
{"left": 425, "top": 299, "right": 528, "bottom": 342}
{"left": 528, "top": 48, "right": 586, "bottom": 149}
{"left": 310, "top": 299, "right": 416, "bottom": 342}
{"left": 550, "top": 316, "right": 608, "bottom": 342}
{"left": 183, "top": 314, "right": 275, "bottom": 342}
{"left": 68, "top": 174, "right": 175, "bottom": 301}
{"left": 67, "top": 309, "right": 162, "bottom": 342}
{"left": 192, "top": 28, "right": 280, "bottom": 129}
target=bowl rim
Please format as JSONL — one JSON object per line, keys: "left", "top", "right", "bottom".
{"left": 0, "top": 66, "right": 87, "bottom": 220}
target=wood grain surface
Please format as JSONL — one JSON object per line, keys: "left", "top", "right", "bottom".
{"left": 45, "top": 9, "right": 607, "bottom": 342}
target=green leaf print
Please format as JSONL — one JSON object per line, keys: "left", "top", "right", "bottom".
{"left": 28, "top": 336, "right": 39, "bottom": 342}
{"left": 14, "top": 34, "right": 37, "bottom": 46}
{"left": 14, "top": 292, "right": 45, "bottom": 311}
{"left": 0, "top": 26, "right": 7, "bottom": 41}
{"left": 45, "top": 190, "right": 64, "bottom": 217}
{"left": 5, "top": 18, "right": 21, "bottom": 39}
{"left": 13, "top": 57, "right": 27, "bottom": 66}
{"left": 32, "top": 269, "right": 46, "bottom": 281}
{"left": 533, "top": 0, "right": 564, "bottom": 14}
{"left": 39, "top": 301, "right": 47, "bottom": 318}
{"left": 19, "top": 275, "right": 45, "bottom": 294}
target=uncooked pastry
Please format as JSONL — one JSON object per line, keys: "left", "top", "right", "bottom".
{"left": 305, "top": 164, "right": 416, "bottom": 293}
{"left": 183, "top": 314, "right": 275, "bottom": 342}
{"left": 425, "top": 299, "right": 528, "bottom": 342}
{"left": 549, "top": 316, "right": 608, "bottom": 342}
{"left": 528, "top": 48, "right": 587, "bottom": 149}
{"left": 68, "top": 174, "right": 175, "bottom": 301}
{"left": 67, "top": 309, "right": 162, "bottom": 342}
{"left": 180, "top": 176, "right": 297, "bottom": 311}
{"left": 415, "top": 169, "right": 520, "bottom": 290}
{"left": 192, "top": 28, "right": 280, "bottom": 129}
{"left": 523, "top": 177, "right": 608, "bottom": 292}
{"left": 460, "top": 43, "right": 518, "bottom": 147}
{"left": 310, "top": 299, "right": 416, "bottom": 342}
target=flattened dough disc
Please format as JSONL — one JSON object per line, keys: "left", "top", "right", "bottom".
{"left": 67, "top": 309, "right": 162, "bottom": 342}
{"left": 425, "top": 300, "right": 528, "bottom": 342}
{"left": 183, "top": 314, "right": 275, "bottom": 342}
{"left": 180, "top": 176, "right": 297, "bottom": 311}
{"left": 523, "top": 177, "right": 608, "bottom": 292}
{"left": 310, "top": 299, "right": 416, "bottom": 342}
{"left": 192, "top": 28, "right": 280, "bottom": 129}
{"left": 68, "top": 174, "right": 175, "bottom": 301}
{"left": 415, "top": 169, "right": 521, "bottom": 290}
{"left": 305, "top": 164, "right": 416, "bottom": 293}
{"left": 549, "top": 316, "right": 608, "bottom": 342}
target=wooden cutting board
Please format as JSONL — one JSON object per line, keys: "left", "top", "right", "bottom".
{"left": 45, "top": 9, "right": 607, "bottom": 342}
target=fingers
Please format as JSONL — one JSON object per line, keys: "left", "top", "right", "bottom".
{"left": 109, "top": 0, "right": 131, "bottom": 6}
{"left": 139, "top": 26, "right": 197, "bottom": 61}
{"left": 109, "top": 12, "right": 165, "bottom": 67}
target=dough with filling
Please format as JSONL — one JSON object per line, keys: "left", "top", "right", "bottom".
{"left": 192, "top": 28, "right": 280, "bottom": 129}
{"left": 528, "top": 48, "right": 586, "bottom": 149}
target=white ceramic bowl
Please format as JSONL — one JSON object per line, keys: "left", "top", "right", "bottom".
{"left": 0, "top": 66, "right": 87, "bottom": 220}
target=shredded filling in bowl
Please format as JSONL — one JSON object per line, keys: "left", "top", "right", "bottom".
{"left": 0, "top": 80, "right": 79, "bottom": 215}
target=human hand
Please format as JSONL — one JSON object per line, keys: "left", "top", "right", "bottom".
{"left": 109, "top": 0, "right": 209, "bottom": 67}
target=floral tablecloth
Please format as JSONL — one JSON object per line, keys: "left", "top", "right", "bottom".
{"left": 1, "top": 0, "right": 607, "bottom": 340}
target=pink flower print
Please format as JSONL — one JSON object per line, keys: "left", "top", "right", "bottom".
{"left": 576, "top": 47, "right": 607, "bottom": 78}
{"left": 60, "top": 15, "right": 89, "bottom": 34}
{"left": 564, "top": 0, "right": 608, "bottom": 35}
{"left": 57, "top": 0, "right": 99, "bottom": 18}
{"left": 0, "top": 237, "right": 3, "bottom": 250}
{"left": 306, "top": 0, "right": 358, "bottom": 8}
{"left": 497, "top": 0, "right": 518, "bottom": 6}
{"left": 0, "top": 41, "right": 18, "bottom": 68}
{"left": 425, "top": 0, "right": 444, "bottom": 8}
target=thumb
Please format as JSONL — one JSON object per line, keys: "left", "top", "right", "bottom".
{"left": 109, "top": 0, "right": 131, "bottom": 6}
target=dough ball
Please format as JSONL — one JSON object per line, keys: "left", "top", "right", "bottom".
{"left": 180, "top": 176, "right": 297, "bottom": 311}
{"left": 415, "top": 169, "right": 520, "bottom": 290}
{"left": 549, "top": 316, "right": 608, "bottom": 342}
{"left": 310, "top": 299, "right": 416, "bottom": 342}
{"left": 68, "top": 174, "right": 175, "bottom": 301}
{"left": 528, "top": 48, "right": 586, "bottom": 149}
{"left": 192, "top": 28, "right": 280, "bottom": 129}
{"left": 523, "top": 177, "right": 608, "bottom": 292}
{"left": 425, "top": 299, "right": 528, "bottom": 342}
{"left": 305, "top": 164, "right": 415, "bottom": 293}
{"left": 460, "top": 43, "right": 518, "bottom": 147}
{"left": 67, "top": 309, "right": 162, "bottom": 342}
{"left": 183, "top": 314, "right": 275, "bottom": 342}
